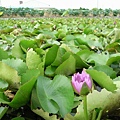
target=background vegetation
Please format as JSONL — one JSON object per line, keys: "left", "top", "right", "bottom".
{"left": 0, "top": 7, "right": 120, "bottom": 17}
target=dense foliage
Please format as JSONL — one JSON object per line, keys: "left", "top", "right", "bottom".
{"left": 0, "top": 7, "right": 120, "bottom": 17}
{"left": 0, "top": 17, "right": 120, "bottom": 119}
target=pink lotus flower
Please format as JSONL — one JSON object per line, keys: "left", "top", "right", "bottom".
{"left": 71, "top": 69, "right": 92, "bottom": 95}
{"left": 114, "top": 21, "right": 116, "bottom": 25}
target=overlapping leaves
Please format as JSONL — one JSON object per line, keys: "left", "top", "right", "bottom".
{"left": 0, "top": 17, "right": 120, "bottom": 119}
{"left": 36, "top": 75, "right": 74, "bottom": 117}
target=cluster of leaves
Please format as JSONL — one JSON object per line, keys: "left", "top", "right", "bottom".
{"left": 0, "top": 17, "right": 120, "bottom": 119}
{"left": 1, "top": 7, "right": 120, "bottom": 17}
{"left": 0, "top": 7, "right": 44, "bottom": 17}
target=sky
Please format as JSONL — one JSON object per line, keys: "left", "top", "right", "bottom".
{"left": 0, "top": 0, "right": 120, "bottom": 10}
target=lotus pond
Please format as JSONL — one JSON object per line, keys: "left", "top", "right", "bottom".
{"left": 0, "top": 17, "right": 120, "bottom": 120}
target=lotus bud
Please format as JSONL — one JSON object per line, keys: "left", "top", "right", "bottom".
{"left": 71, "top": 69, "right": 92, "bottom": 95}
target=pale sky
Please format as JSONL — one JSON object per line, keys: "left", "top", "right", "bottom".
{"left": 0, "top": 0, "right": 120, "bottom": 9}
